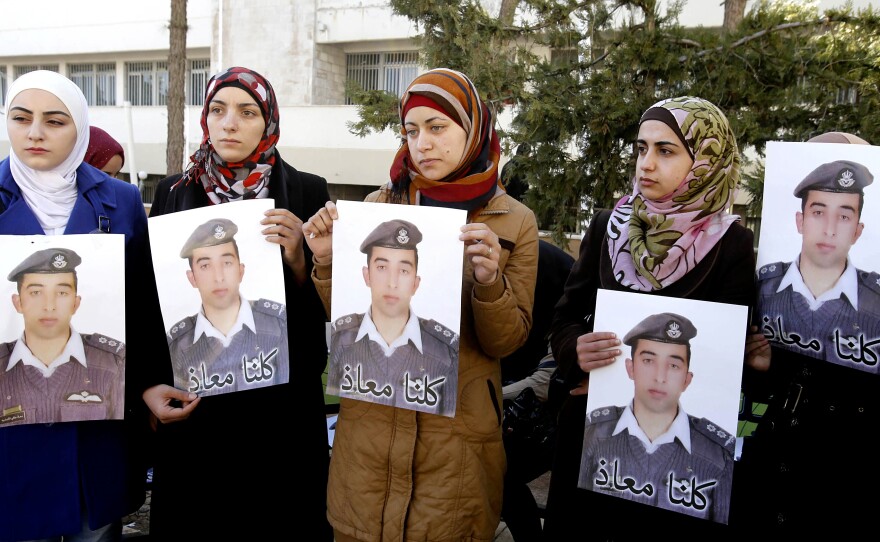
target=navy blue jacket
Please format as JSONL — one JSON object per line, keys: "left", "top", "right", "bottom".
{"left": 0, "top": 159, "right": 162, "bottom": 540}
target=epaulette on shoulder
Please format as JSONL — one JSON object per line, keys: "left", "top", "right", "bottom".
{"left": 421, "top": 318, "right": 459, "bottom": 346}
{"left": 168, "top": 315, "right": 196, "bottom": 343}
{"left": 253, "top": 298, "right": 286, "bottom": 319}
{"left": 83, "top": 333, "right": 125, "bottom": 356}
{"left": 690, "top": 416, "right": 735, "bottom": 455}
{"left": 586, "top": 405, "right": 623, "bottom": 425}
{"left": 332, "top": 313, "right": 363, "bottom": 332}
{"left": 756, "top": 261, "right": 788, "bottom": 282}
{"left": 858, "top": 269, "right": 880, "bottom": 296}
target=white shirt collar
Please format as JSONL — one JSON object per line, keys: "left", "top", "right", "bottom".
{"left": 613, "top": 402, "right": 692, "bottom": 454}
{"left": 6, "top": 328, "right": 87, "bottom": 378}
{"left": 778, "top": 258, "right": 859, "bottom": 311}
{"left": 192, "top": 295, "right": 255, "bottom": 348}
{"left": 355, "top": 307, "right": 424, "bottom": 357}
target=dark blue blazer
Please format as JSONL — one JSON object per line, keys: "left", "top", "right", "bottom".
{"left": 0, "top": 158, "right": 163, "bottom": 540}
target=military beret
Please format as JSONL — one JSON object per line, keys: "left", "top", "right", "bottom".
{"left": 793, "top": 160, "right": 874, "bottom": 198}
{"left": 360, "top": 219, "right": 422, "bottom": 253}
{"left": 623, "top": 312, "right": 697, "bottom": 347}
{"left": 180, "top": 218, "right": 238, "bottom": 258}
{"left": 7, "top": 248, "right": 82, "bottom": 282}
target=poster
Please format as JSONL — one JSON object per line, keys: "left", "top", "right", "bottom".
{"left": 326, "top": 199, "right": 465, "bottom": 417}
{"left": 578, "top": 289, "right": 748, "bottom": 524}
{"left": 0, "top": 234, "right": 125, "bottom": 426}
{"left": 756, "top": 141, "right": 880, "bottom": 373}
{"left": 148, "top": 199, "right": 288, "bottom": 397}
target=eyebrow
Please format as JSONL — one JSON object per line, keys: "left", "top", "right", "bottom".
{"left": 638, "top": 349, "right": 686, "bottom": 364}
{"left": 372, "top": 256, "right": 415, "bottom": 267}
{"left": 195, "top": 252, "right": 237, "bottom": 264}
{"left": 405, "top": 115, "right": 449, "bottom": 126}
{"left": 210, "top": 98, "right": 259, "bottom": 109}
{"left": 807, "top": 200, "right": 856, "bottom": 214}
{"left": 637, "top": 138, "right": 681, "bottom": 148}
{"left": 9, "top": 105, "right": 71, "bottom": 118}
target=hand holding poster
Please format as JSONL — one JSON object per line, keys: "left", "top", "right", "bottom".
{"left": 148, "top": 199, "right": 289, "bottom": 397}
{"left": 325, "top": 200, "right": 465, "bottom": 417}
{"left": 578, "top": 289, "right": 748, "bottom": 525}
{"left": 0, "top": 234, "right": 126, "bottom": 426}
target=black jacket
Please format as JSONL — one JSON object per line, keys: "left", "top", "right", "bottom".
{"left": 146, "top": 153, "right": 333, "bottom": 540}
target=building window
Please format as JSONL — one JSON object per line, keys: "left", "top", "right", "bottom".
{"left": 0, "top": 67, "right": 6, "bottom": 106}
{"left": 14, "top": 64, "right": 59, "bottom": 78}
{"left": 125, "top": 61, "right": 169, "bottom": 106}
{"left": 69, "top": 63, "right": 116, "bottom": 106}
{"left": 187, "top": 59, "right": 211, "bottom": 106}
{"left": 345, "top": 51, "right": 419, "bottom": 104}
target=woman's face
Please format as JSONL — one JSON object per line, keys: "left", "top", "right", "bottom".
{"left": 404, "top": 106, "right": 467, "bottom": 181}
{"left": 635, "top": 120, "right": 694, "bottom": 201}
{"left": 206, "top": 86, "right": 266, "bottom": 163}
{"left": 6, "top": 89, "right": 78, "bottom": 171}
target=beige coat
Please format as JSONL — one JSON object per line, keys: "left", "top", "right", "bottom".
{"left": 313, "top": 190, "right": 538, "bottom": 541}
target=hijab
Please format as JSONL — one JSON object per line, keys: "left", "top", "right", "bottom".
{"left": 607, "top": 96, "right": 741, "bottom": 291}
{"left": 389, "top": 68, "right": 502, "bottom": 212}
{"left": 4, "top": 70, "right": 90, "bottom": 234}
{"left": 84, "top": 126, "right": 125, "bottom": 171}
{"left": 178, "top": 66, "right": 279, "bottom": 204}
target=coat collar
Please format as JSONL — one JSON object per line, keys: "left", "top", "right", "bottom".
{"left": 0, "top": 159, "right": 120, "bottom": 234}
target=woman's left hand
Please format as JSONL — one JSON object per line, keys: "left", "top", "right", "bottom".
{"left": 460, "top": 223, "right": 500, "bottom": 285}
{"left": 262, "top": 208, "right": 307, "bottom": 284}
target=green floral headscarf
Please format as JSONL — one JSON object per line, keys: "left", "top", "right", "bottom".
{"left": 607, "top": 96, "right": 741, "bottom": 291}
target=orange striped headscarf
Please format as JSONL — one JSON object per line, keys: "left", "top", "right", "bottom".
{"left": 389, "top": 68, "right": 502, "bottom": 211}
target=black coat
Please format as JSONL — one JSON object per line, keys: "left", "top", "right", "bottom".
{"left": 543, "top": 210, "right": 756, "bottom": 540}
{"left": 146, "top": 154, "right": 333, "bottom": 540}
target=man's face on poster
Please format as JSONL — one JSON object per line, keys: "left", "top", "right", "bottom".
{"left": 187, "top": 241, "right": 245, "bottom": 312}
{"left": 796, "top": 190, "right": 864, "bottom": 270}
{"left": 12, "top": 272, "right": 81, "bottom": 343}
{"left": 362, "top": 246, "right": 421, "bottom": 322}
{"left": 625, "top": 339, "right": 692, "bottom": 417}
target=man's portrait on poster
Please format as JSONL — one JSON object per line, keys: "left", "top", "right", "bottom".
{"left": 756, "top": 141, "right": 880, "bottom": 374}
{"left": 578, "top": 290, "right": 747, "bottom": 524}
{"left": 0, "top": 236, "right": 126, "bottom": 426}
{"left": 147, "top": 199, "right": 289, "bottom": 398}
{"left": 326, "top": 200, "right": 463, "bottom": 417}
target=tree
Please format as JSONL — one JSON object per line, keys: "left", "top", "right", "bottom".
{"left": 166, "top": 0, "right": 187, "bottom": 176}
{"left": 350, "top": 0, "right": 880, "bottom": 243}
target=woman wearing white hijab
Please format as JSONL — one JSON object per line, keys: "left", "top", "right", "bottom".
{"left": 0, "top": 71, "right": 165, "bottom": 542}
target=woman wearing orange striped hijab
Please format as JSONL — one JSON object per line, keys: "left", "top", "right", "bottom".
{"left": 304, "top": 68, "right": 539, "bottom": 541}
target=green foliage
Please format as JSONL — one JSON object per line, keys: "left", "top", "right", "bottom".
{"left": 350, "top": 0, "right": 880, "bottom": 244}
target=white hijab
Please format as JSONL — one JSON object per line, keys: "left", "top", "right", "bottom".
{"left": 4, "top": 70, "right": 90, "bottom": 234}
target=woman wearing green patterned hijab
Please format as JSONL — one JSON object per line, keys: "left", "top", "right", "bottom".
{"left": 543, "top": 96, "right": 756, "bottom": 538}
{"left": 608, "top": 96, "right": 742, "bottom": 291}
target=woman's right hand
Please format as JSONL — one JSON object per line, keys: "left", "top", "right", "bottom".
{"left": 575, "top": 331, "right": 621, "bottom": 374}
{"left": 302, "top": 201, "right": 338, "bottom": 264}
{"left": 745, "top": 325, "right": 771, "bottom": 372}
{"left": 142, "top": 384, "right": 200, "bottom": 424}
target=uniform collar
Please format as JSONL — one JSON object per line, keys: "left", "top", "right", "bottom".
{"left": 6, "top": 328, "right": 87, "bottom": 377}
{"left": 614, "top": 402, "right": 692, "bottom": 454}
{"left": 357, "top": 308, "right": 424, "bottom": 356}
{"left": 193, "top": 295, "right": 255, "bottom": 347}
{"left": 780, "top": 257, "right": 859, "bottom": 311}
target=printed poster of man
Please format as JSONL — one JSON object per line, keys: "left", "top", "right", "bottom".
{"left": 327, "top": 199, "right": 465, "bottom": 417}
{"left": 578, "top": 288, "right": 748, "bottom": 525}
{"left": 0, "top": 234, "right": 126, "bottom": 427}
{"left": 756, "top": 141, "right": 880, "bottom": 374}
{"left": 148, "top": 199, "right": 288, "bottom": 398}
